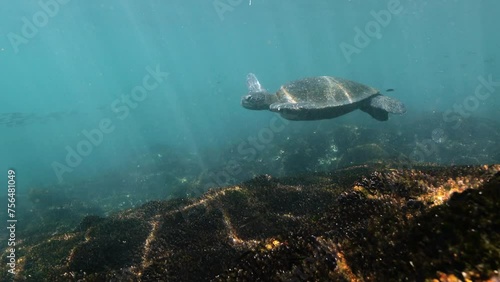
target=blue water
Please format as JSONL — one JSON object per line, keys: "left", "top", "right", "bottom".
{"left": 1, "top": 0, "right": 499, "bottom": 192}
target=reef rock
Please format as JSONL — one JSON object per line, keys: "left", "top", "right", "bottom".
{"left": 2, "top": 165, "right": 499, "bottom": 281}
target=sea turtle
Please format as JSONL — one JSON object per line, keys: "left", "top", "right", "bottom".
{"left": 241, "top": 73, "right": 406, "bottom": 121}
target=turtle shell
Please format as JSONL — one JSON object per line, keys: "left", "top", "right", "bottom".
{"left": 276, "top": 76, "right": 379, "bottom": 108}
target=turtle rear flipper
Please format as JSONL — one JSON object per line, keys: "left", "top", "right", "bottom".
{"left": 369, "top": 95, "right": 406, "bottom": 114}
{"left": 360, "top": 105, "right": 389, "bottom": 121}
{"left": 360, "top": 95, "right": 406, "bottom": 121}
{"left": 247, "top": 73, "right": 265, "bottom": 93}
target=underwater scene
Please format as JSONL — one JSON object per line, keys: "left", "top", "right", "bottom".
{"left": 1, "top": 0, "right": 499, "bottom": 281}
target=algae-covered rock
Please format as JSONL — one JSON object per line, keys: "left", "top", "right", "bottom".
{"left": 1, "top": 165, "right": 499, "bottom": 281}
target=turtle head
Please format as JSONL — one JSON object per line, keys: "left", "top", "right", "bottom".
{"left": 241, "top": 73, "right": 274, "bottom": 110}
{"left": 241, "top": 91, "right": 271, "bottom": 110}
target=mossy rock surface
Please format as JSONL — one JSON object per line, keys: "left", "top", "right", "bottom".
{"left": 2, "top": 165, "right": 499, "bottom": 281}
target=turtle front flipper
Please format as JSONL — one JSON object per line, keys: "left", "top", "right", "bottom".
{"left": 246, "top": 73, "right": 265, "bottom": 93}
{"left": 270, "top": 102, "right": 317, "bottom": 112}
{"left": 270, "top": 102, "right": 321, "bottom": 120}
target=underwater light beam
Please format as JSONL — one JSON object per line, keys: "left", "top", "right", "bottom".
{"left": 51, "top": 65, "right": 169, "bottom": 182}
{"left": 400, "top": 74, "right": 500, "bottom": 168}
{"left": 340, "top": 0, "right": 403, "bottom": 64}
